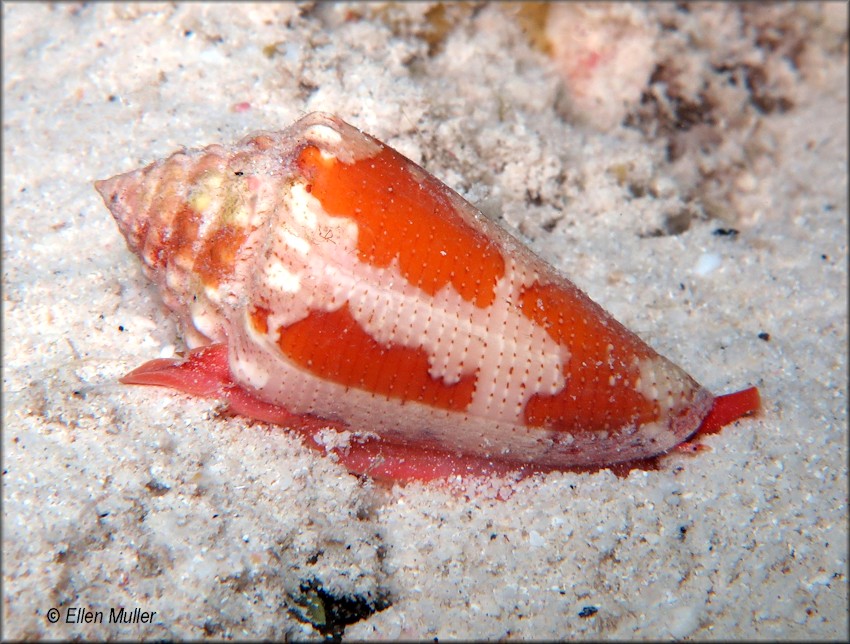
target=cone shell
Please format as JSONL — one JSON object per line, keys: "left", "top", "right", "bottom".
{"left": 97, "top": 112, "right": 719, "bottom": 470}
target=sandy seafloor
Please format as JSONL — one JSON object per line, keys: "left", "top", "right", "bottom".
{"left": 2, "top": 3, "right": 847, "bottom": 641}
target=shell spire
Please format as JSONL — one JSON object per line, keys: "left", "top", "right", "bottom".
{"left": 97, "top": 112, "right": 760, "bottom": 482}
{"left": 96, "top": 140, "right": 260, "bottom": 347}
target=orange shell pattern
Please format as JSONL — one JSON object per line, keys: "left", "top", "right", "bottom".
{"left": 97, "top": 112, "right": 757, "bottom": 474}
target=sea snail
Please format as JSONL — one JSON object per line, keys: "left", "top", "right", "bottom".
{"left": 96, "top": 112, "right": 760, "bottom": 482}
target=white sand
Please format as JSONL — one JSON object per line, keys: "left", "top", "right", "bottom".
{"left": 3, "top": 3, "right": 847, "bottom": 640}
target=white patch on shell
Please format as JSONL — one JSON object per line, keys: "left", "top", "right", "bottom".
{"left": 287, "top": 184, "right": 319, "bottom": 230}
{"left": 232, "top": 331, "right": 271, "bottom": 390}
{"left": 303, "top": 123, "right": 344, "bottom": 148}
{"left": 633, "top": 356, "right": 700, "bottom": 448}
{"left": 204, "top": 284, "right": 223, "bottom": 304}
{"left": 185, "top": 297, "right": 225, "bottom": 347}
{"left": 265, "top": 261, "right": 301, "bottom": 294}
{"left": 281, "top": 230, "right": 310, "bottom": 256}
{"left": 631, "top": 419, "right": 669, "bottom": 445}
{"left": 636, "top": 357, "right": 693, "bottom": 413}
